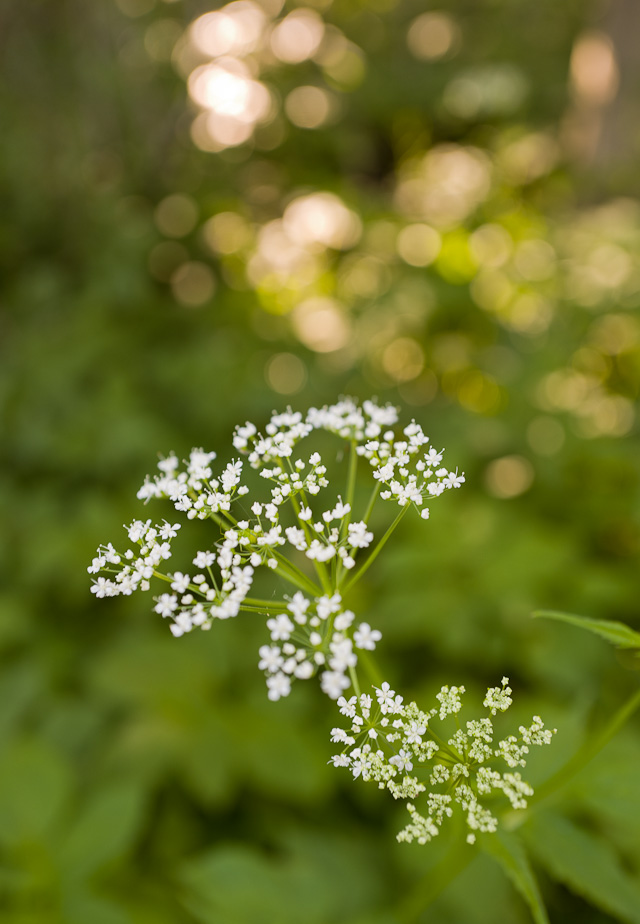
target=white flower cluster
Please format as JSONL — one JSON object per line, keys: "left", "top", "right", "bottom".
{"left": 330, "top": 679, "right": 555, "bottom": 845}
{"left": 259, "top": 591, "right": 383, "bottom": 701}
{"left": 88, "top": 398, "right": 463, "bottom": 702}
{"left": 234, "top": 399, "right": 464, "bottom": 520}
{"left": 88, "top": 519, "right": 181, "bottom": 598}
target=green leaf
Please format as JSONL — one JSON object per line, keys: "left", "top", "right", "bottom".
{"left": 62, "top": 891, "right": 134, "bottom": 924}
{"left": 533, "top": 611, "right": 640, "bottom": 650}
{"left": 180, "top": 844, "right": 295, "bottom": 924}
{"left": 480, "top": 829, "right": 549, "bottom": 924}
{"left": 58, "top": 782, "right": 147, "bottom": 881}
{"left": 0, "top": 738, "right": 72, "bottom": 845}
{"left": 522, "top": 811, "right": 640, "bottom": 924}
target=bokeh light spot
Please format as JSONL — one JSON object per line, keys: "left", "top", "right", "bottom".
{"left": 285, "top": 85, "right": 334, "bottom": 129}
{"left": 292, "top": 297, "right": 350, "bottom": 352}
{"left": 154, "top": 194, "right": 198, "bottom": 238}
{"left": 203, "top": 212, "right": 252, "bottom": 255}
{"left": 485, "top": 456, "right": 534, "bottom": 499}
{"left": 270, "top": 9, "right": 324, "bottom": 64}
{"left": 191, "top": 3, "right": 267, "bottom": 58}
{"left": 570, "top": 32, "right": 619, "bottom": 105}
{"left": 381, "top": 338, "right": 424, "bottom": 382}
{"left": 170, "top": 261, "right": 216, "bottom": 306}
{"left": 265, "top": 352, "right": 307, "bottom": 393}
{"left": 407, "top": 12, "right": 460, "bottom": 61}
{"left": 396, "top": 224, "right": 441, "bottom": 267}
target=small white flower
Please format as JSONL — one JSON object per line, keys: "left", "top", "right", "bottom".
{"left": 266, "top": 672, "right": 291, "bottom": 701}
{"left": 354, "top": 622, "right": 382, "bottom": 651}
{"left": 321, "top": 670, "right": 351, "bottom": 699}
{"left": 258, "top": 645, "right": 283, "bottom": 673}
{"left": 287, "top": 592, "right": 310, "bottom": 624}
{"left": 389, "top": 749, "right": 413, "bottom": 773}
{"left": 193, "top": 551, "right": 215, "bottom": 568}
{"left": 267, "top": 613, "right": 294, "bottom": 641}
{"left": 154, "top": 594, "right": 178, "bottom": 618}
{"left": 347, "top": 521, "right": 374, "bottom": 549}
{"left": 170, "top": 572, "right": 191, "bottom": 593}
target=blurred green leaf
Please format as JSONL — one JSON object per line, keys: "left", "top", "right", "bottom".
{"left": 58, "top": 782, "right": 147, "bottom": 881}
{"left": 0, "top": 739, "right": 72, "bottom": 846}
{"left": 63, "top": 891, "right": 133, "bottom": 924}
{"left": 533, "top": 611, "right": 640, "bottom": 650}
{"left": 522, "top": 811, "right": 640, "bottom": 924}
{"left": 480, "top": 829, "right": 549, "bottom": 924}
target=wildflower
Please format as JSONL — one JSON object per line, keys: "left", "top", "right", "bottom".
{"left": 330, "top": 678, "right": 555, "bottom": 846}
{"left": 354, "top": 623, "right": 382, "bottom": 650}
{"left": 89, "top": 398, "right": 463, "bottom": 704}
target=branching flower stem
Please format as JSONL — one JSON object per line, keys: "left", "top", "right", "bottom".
{"left": 342, "top": 503, "right": 409, "bottom": 594}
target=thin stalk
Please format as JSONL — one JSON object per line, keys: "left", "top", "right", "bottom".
{"left": 243, "top": 597, "right": 289, "bottom": 611}
{"left": 288, "top": 492, "right": 332, "bottom": 594}
{"left": 341, "top": 440, "right": 358, "bottom": 536}
{"left": 362, "top": 482, "right": 380, "bottom": 525}
{"left": 348, "top": 664, "right": 361, "bottom": 698}
{"left": 358, "top": 650, "right": 383, "bottom": 686}
{"left": 343, "top": 504, "right": 409, "bottom": 594}
{"left": 269, "top": 549, "right": 322, "bottom": 596}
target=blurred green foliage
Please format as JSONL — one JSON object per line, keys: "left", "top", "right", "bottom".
{"left": 1, "top": 0, "right": 640, "bottom": 921}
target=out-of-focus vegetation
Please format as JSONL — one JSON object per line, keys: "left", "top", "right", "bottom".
{"left": 2, "top": 0, "right": 640, "bottom": 920}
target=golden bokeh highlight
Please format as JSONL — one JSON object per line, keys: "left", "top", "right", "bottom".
{"left": 270, "top": 8, "right": 324, "bottom": 64}
{"left": 191, "top": 2, "right": 266, "bottom": 58}
{"left": 285, "top": 86, "right": 334, "bottom": 129}
{"left": 154, "top": 194, "right": 198, "bottom": 238}
{"left": 282, "top": 192, "right": 362, "bottom": 250}
{"left": 395, "top": 145, "right": 492, "bottom": 229}
{"left": 265, "top": 352, "right": 308, "bottom": 393}
{"left": 469, "top": 224, "right": 512, "bottom": 268}
{"left": 170, "top": 261, "right": 216, "bottom": 306}
{"left": 202, "top": 212, "right": 252, "bottom": 255}
{"left": 513, "top": 239, "right": 556, "bottom": 281}
{"left": 570, "top": 32, "right": 619, "bottom": 105}
{"left": 407, "top": 12, "right": 460, "bottom": 61}
{"left": 381, "top": 338, "right": 424, "bottom": 383}
{"left": 396, "top": 224, "right": 441, "bottom": 267}
{"left": 485, "top": 456, "right": 534, "bottom": 499}
{"left": 292, "top": 297, "right": 350, "bottom": 352}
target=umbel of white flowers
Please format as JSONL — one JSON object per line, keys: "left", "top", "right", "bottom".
{"left": 88, "top": 398, "right": 464, "bottom": 702}
{"left": 330, "top": 678, "right": 556, "bottom": 845}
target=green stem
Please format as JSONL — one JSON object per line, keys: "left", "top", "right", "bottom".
{"left": 342, "top": 504, "right": 409, "bottom": 594}
{"left": 358, "top": 650, "right": 383, "bottom": 686}
{"left": 362, "top": 482, "right": 380, "bottom": 525}
{"left": 342, "top": 440, "right": 358, "bottom": 535}
{"left": 269, "top": 549, "right": 321, "bottom": 596}
{"left": 348, "top": 664, "right": 361, "bottom": 698}
{"left": 288, "top": 492, "right": 332, "bottom": 594}
{"left": 529, "top": 686, "right": 640, "bottom": 808}
{"left": 243, "top": 597, "right": 289, "bottom": 611}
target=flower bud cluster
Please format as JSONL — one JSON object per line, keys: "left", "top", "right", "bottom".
{"left": 330, "top": 679, "right": 555, "bottom": 845}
